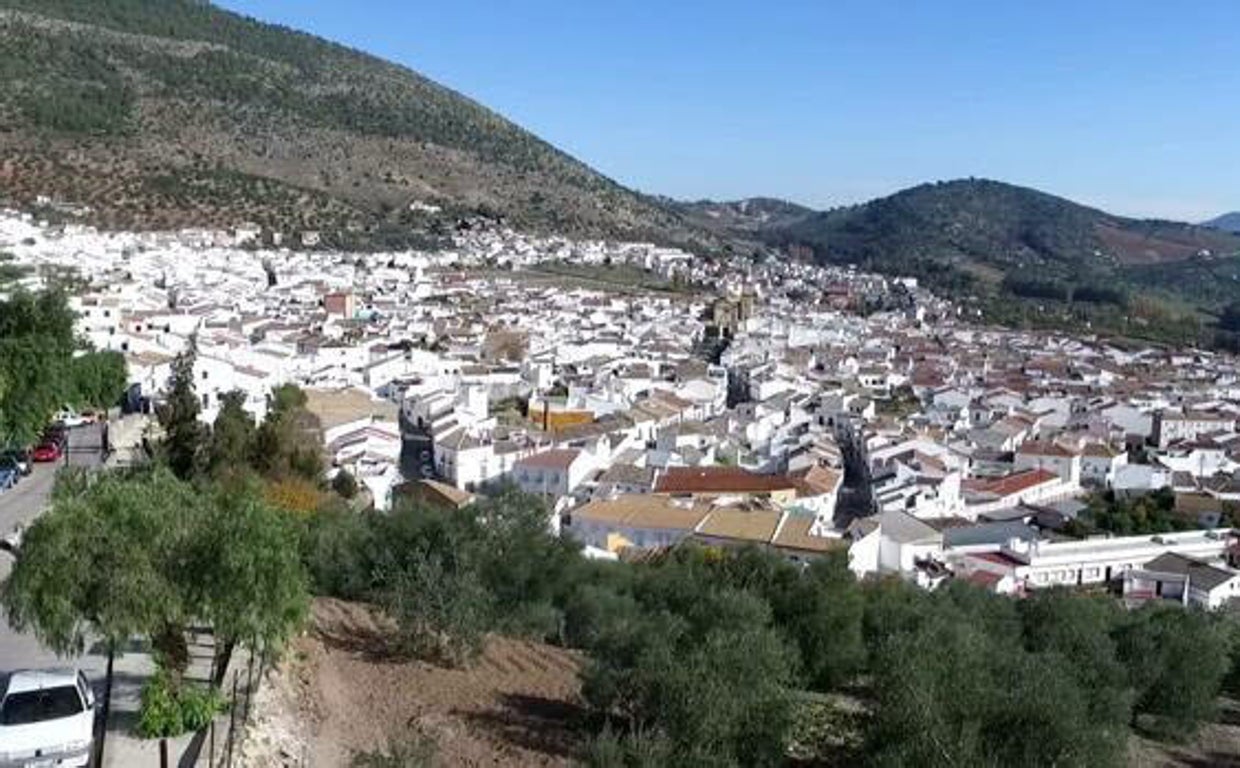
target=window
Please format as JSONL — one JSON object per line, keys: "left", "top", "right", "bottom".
{"left": 201, "top": 370, "right": 208, "bottom": 380}
{"left": 0, "top": 686, "right": 84, "bottom": 724}
{"left": 76, "top": 672, "right": 93, "bottom": 708}
{"left": 202, "top": 393, "right": 210, "bottom": 408}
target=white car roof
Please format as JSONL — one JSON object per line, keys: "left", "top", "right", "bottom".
{"left": 3, "top": 669, "right": 81, "bottom": 696}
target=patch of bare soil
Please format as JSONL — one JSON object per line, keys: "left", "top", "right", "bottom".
{"left": 1128, "top": 699, "right": 1240, "bottom": 768}
{"left": 240, "top": 597, "right": 586, "bottom": 768}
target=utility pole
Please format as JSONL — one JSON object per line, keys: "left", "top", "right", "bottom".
{"left": 94, "top": 644, "right": 114, "bottom": 767}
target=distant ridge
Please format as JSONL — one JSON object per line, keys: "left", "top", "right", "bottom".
{"left": 1204, "top": 213, "right": 1240, "bottom": 234}
{"left": 754, "top": 179, "right": 1240, "bottom": 301}
{"left": 668, "top": 197, "right": 816, "bottom": 237}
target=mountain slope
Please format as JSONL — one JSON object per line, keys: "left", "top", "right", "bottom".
{"left": 765, "top": 179, "right": 1240, "bottom": 295}
{"left": 669, "top": 197, "right": 816, "bottom": 238}
{"left": 0, "top": 0, "right": 704, "bottom": 247}
{"left": 1205, "top": 213, "right": 1240, "bottom": 234}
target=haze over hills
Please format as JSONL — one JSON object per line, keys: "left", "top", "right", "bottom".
{"left": 1205, "top": 213, "right": 1240, "bottom": 234}
{"left": 0, "top": 0, "right": 707, "bottom": 248}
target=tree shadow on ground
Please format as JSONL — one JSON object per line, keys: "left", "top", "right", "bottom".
{"left": 455, "top": 692, "right": 590, "bottom": 760}
{"left": 314, "top": 617, "right": 411, "bottom": 666}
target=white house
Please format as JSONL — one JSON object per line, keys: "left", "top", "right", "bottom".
{"left": 1155, "top": 410, "right": 1236, "bottom": 449}
{"left": 1123, "top": 552, "right": 1240, "bottom": 610}
{"left": 1014, "top": 441, "right": 1081, "bottom": 485}
{"left": 848, "top": 509, "right": 944, "bottom": 582}
{"left": 325, "top": 416, "right": 403, "bottom": 510}
{"left": 1080, "top": 443, "right": 1128, "bottom": 487}
{"left": 513, "top": 449, "right": 592, "bottom": 497}
{"left": 565, "top": 494, "right": 710, "bottom": 551}
{"left": 1007, "top": 529, "right": 1233, "bottom": 590}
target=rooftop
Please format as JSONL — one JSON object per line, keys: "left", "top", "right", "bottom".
{"left": 1142, "top": 552, "right": 1239, "bottom": 591}
{"left": 655, "top": 466, "right": 798, "bottom": 495}
{"left": 515, "top": 448, "right": 583, "bottom": 471}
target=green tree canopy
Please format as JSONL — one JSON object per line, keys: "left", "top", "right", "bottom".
{"left": 253, "top": 383, "right": 323, "bottom": 481}
{"left": 67, "top": 350, "right": 128, "bottom": 410}
{"left": 208, "top": 389, "right": 256, "bottom": 479}
{"left": 156, "top": 341, "right": 208, "bottom": 481}
{"left": 3, "top": 468, "right": 307, "bottom": 668}
{"left": 2, "top": 469, "right": 197, "bottom": 655}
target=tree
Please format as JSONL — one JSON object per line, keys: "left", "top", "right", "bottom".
{"left": 207, "top": 390, "right": 256, "bottom": 479}
{"left": 712, "top": 546, "right": 865, "bottom": 692}
{"left": 0, "top": 289, "right": 79, "bottom": 447}
{"left": 868, "top": 615, "right": 1123, "bottom": 768}
{"left": 156, "top": 342, "right": 208, "bottom": 481}
{"left": 1115, "top": 605, "right": 1230, "bottom": 737}
{"left": 781, "top": 554, "right": 866, "bottom": 691}
{"left": 1019, "top": 591, "right": 1132, "bottom": 735}
{"left": 369, "top": 503, "right": 495, "bottom": 665}
{"left": 0, "top": 336, "right": 66, "bottom": 446}
{"left": 253, "top": 384, "right": 323, "bottom": 481}
{"left": 473, "top": 490, "right": 581, "bottom": 638}
{"left": 331, "top": 468, "right": 359, "bottom": 499}
{"left": 67, "top": 350, "right": 128, "bottom": 410}
{"left": 2, "top": 469, "right": 193, "bottom": 658}
{"left": 2, "top": 468, "right": 308, "bottom": 755}
{"left": 188, "top": 482, "right": 309, "bottom": 656}
{"left": 1, "top": 469, "right": 199, "bottom": 763}
{"left": 581, "top": 590, "right": 796, "bottom": 768}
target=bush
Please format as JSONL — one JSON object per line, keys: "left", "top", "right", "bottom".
{"left": 136, "top": 670, "right": 227, "bottom": 739}
{"left": 332, "top": 469, "right": 359, "bottom": 499}
{"left": 350, "top": 735, "right": 438, "bottom": 767}
{"left": 585, "top": 725, "right": 674, "bottom": 768}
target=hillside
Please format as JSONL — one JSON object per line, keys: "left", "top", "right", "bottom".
{"left": 0, "top": 0, "right": 706, "bottom": 248}
{"left": 670, "top": 197, "right": 816, "bottom": 238}
{"left": 764, "top": 179, "right": 1240, "bottom": 299}
{"left": 1205, "top": 213, "right": 1240, "bottom": 234}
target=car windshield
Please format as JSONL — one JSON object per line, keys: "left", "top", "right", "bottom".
{"left": 0, "top": 686, "right": 83, "bottom": 725}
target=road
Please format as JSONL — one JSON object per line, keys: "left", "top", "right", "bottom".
{"left": 0, "top": 425, "right": 108, "bottom": 682}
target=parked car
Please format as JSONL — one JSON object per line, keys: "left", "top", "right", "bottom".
{"left": 41, "top": 426, "right": 68, "bottom": 449}
{"left": 0, "top": 448, "right": 31, "bottom": 476}
{"left": 0, "top": 669, "right": 96, "bottom": 768}
{"left": 32, "top": 441, "right": 63, "bottom": 463}
{"left": 52, "top": 409, "right": 93, "bottom": 428}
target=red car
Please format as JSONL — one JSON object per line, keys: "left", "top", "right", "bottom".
{"left": 32, "top": 441, "right": 63, "bottom": 463}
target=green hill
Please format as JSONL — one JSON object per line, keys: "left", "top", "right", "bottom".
{"left": 765, "top": 179, "right": 1240, "bottom": 301}
{"left": 0, "top": 0, "right": 706, "bottom": 248}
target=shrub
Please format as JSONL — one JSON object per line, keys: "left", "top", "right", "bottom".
{"left": 350, "top": 734, "right": 438, "bottom": 767}
{"left": 332, "top": 468, "right": 359, "bottom": 499}
{"left": 136, "top": 670, "right": 227, "bottom": 739}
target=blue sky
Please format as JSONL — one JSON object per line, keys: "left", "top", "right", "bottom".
{"left": 216, "top": 0, "right": 1239, "bottom": 220}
